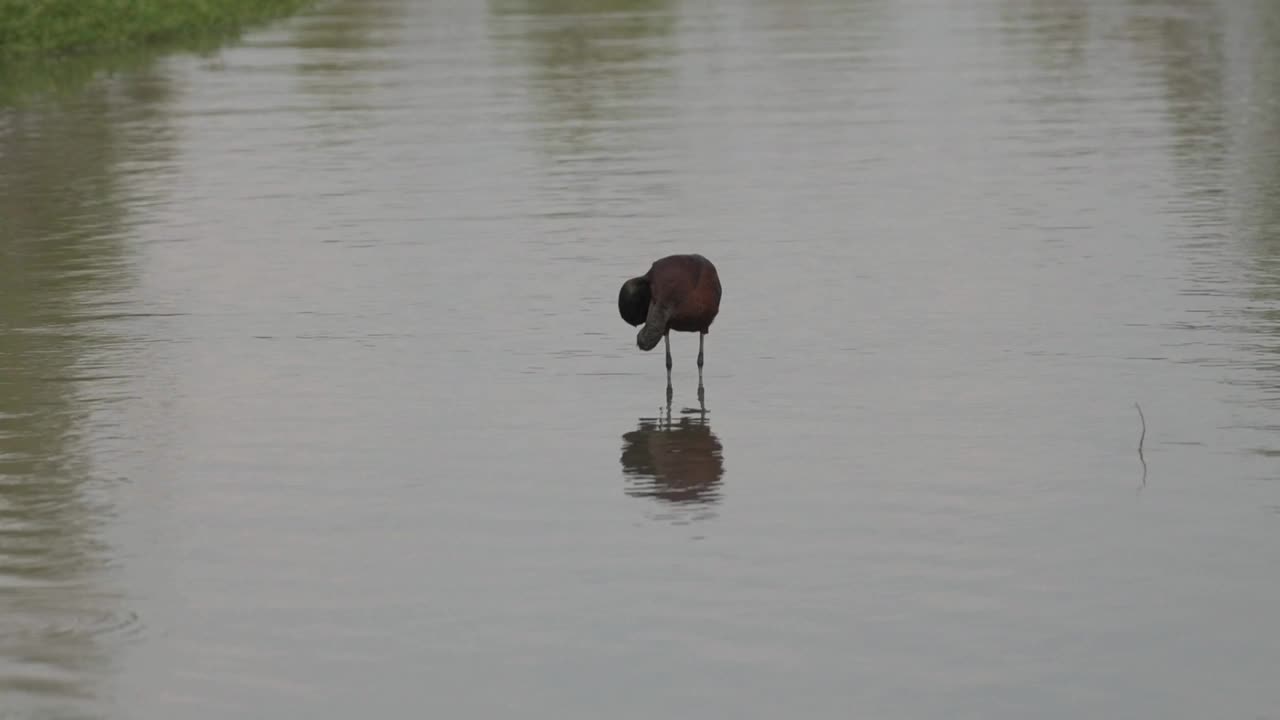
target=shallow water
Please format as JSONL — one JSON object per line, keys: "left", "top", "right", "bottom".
{"left": 2, "top": 0, "right": 1280, "bottom": 717}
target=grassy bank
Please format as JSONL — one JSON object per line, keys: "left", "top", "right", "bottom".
{"left": 0, "top": 0, "right": 316, "bottom": 58}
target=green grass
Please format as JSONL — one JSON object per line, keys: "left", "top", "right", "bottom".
{"left": 0, "top": 0, "right": 317, "bottom": 57}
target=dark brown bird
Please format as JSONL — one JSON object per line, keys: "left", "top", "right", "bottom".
{"left": 618, "top": 254, "right": 722, "bottom": 374}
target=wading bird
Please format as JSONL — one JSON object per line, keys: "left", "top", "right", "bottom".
{"left": 618, "top": 254, "right": 722, "bottom": 378}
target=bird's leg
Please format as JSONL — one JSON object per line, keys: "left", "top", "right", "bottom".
{"left": 697, "top": 331, "right": 704, "bottom": 371}
{"left": 664, "top": 331, "right": 672, "bottom": 372}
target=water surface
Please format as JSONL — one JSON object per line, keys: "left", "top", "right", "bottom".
{"left": 2, "top": 0, "right": 1280, "bottom": 717}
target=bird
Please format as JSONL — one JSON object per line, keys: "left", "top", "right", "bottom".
{"left": 618, "top": 254, "right": 722, "bottom": 377}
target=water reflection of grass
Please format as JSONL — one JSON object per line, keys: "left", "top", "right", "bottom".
{"left": 487, "top": 0, "right": 677, "bottom": 156}
{"left": 0, "top": 52, "right": 175, "bottom": 716}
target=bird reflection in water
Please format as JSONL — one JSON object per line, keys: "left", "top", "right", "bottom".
{"left": 620, "top": 380, "right": 724, "bottom": 518}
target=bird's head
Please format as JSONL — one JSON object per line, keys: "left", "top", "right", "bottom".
{"left": 618, "top": 277, "right": 651, "bottom": 327}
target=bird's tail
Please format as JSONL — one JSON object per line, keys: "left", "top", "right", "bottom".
{"left": 636, "top": 305, "right": 670, "bottom": 351}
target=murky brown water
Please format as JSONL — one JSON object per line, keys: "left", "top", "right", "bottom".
{"left": 3, "top": 0, "right": 1280, "bottom": 717}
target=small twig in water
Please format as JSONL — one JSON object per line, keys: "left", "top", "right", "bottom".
{"left": 1135, "top": 402, "right": 1148, "bottom": 492}
{"left": 1134, "top": 402, "right": 1146, "bottom": 454}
